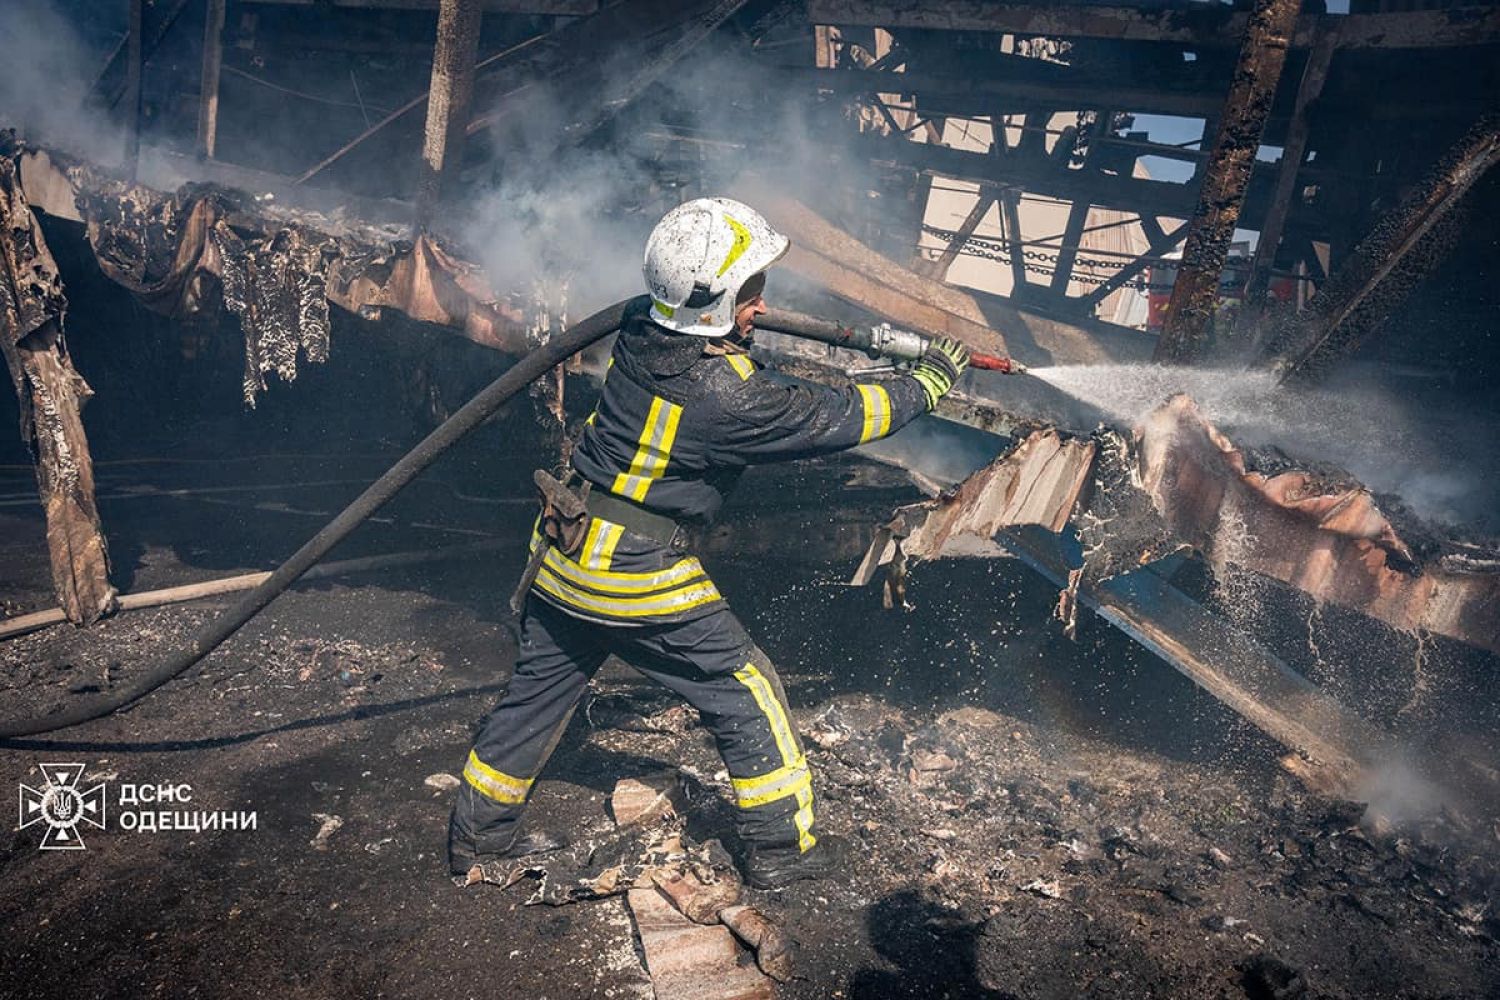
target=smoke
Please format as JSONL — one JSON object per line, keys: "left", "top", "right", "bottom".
{"left": 459, "top": 33, "right": 880, "bottom": 318}
{"left": 0, "top": 1, "right": 126, "bottom": 164}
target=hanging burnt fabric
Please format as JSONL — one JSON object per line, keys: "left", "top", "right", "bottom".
{"left": 211, "top": 220, "right": 340, "bottom": 405}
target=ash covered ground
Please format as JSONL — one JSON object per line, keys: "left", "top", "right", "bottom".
{"left": 2, "top": 445, "right": 1498, "bottom": 1000}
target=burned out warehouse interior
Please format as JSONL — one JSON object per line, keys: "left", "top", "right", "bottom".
{"left": 2, "top": 0, "right": 1500, "bottom": 997}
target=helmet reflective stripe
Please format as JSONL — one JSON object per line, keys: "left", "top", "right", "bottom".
{"left": 717, "top": 214, "right": 752, "bottom": 277}
{"left": 643, "top": 197, "right": 789, "bottom": 337}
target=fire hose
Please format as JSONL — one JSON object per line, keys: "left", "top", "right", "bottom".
{"left": 0, "top": 297, "right": 1021, "bottom": 738}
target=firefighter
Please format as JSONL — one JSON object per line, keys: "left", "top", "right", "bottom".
{"left": 448, "top": 197, "right": 970, "bottom": 889}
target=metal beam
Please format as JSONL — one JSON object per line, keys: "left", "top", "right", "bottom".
{"left": 414, "top": 0, "right": 484, "bottom": 229}
{"left": 1155, "top": 0, "right": 1300, "bottom": 364}
{"left": 1268, "top": 112, "right": 1500, "bottom": 383}
{"left": 790, "top": 65, "right": 1222, "bottom": 119}
{"left": 1238, "top": 32, "right": 1334, "bottom": 333}
{"left": 1049, "top": 109, "right": 1111, "bottom": 296}
{"left": 197, "top": 0, "right": 228, "bottom": 160}
{"left": 1075, "top": 219, "right": 1188, "bottom": 315}
{"left": 921, "top": 188, "right": 997, "bottom": 281}
{"left": 805, "top": 2, "right": 1500, "bottom": 50}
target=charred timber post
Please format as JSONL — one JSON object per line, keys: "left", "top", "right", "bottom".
{"left": 413, "top": 0, "right": 483, "bottom": 231}
{"left": 1154, "top": 0, "right": 1300, "bottom": 363}
{"left": 1238, "top": 32, "right": 1335, "bottom": 337}
{"left": 197, "top": 0, "right": 227, "bottom": 159}
{"left": 0, "top": 151, "right": 116, "bottom": 625}
{"left": 124, "top": 0, "right": 145, "bottom": 179}
{"left": 1267, "top": 112, "right": 1500, "bottom": 384}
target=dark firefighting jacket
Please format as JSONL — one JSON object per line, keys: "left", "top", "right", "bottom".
{"left": 528, "top": 311, "right": 930, "bottom": 626}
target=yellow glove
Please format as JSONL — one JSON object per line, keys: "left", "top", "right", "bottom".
{"left": 909, "top": 337, "right": 970, "bottom": 409}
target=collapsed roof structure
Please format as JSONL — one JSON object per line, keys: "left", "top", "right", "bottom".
{"left": 4, "top": 3, "right": 1500, "bottom": 996}
{"left": 3, "top": 0, "right": 1499, "bottom": 792}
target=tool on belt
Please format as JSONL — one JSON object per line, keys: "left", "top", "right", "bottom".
{"left": 510, "top": 470, "right": 591, "bottom": 614}
{"left": 509, "top": 470, "right": 685, "bottom": 613}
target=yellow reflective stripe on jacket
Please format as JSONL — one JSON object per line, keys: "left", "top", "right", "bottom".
{"left": 731, "top": 755, "right": 812, "bottom": 809}
{"left": 856, "top": 384, "right": 892, "bottom": 444}
{"left": 725, "top": 354, "right": 754, "bottom": 381}
{"left": 534, "top": 565, "right": 723, "bottom": 618}
{"left": 579, "top": 519, "right": 625, "bottom": 571}
{"left": 612, "top": 396, "right": 683, "bottom": 501}
{"left": 463, "top": 750, "right": 532, "bottom": 805}
{"left": 541, "top": 545, "right": 708, "bottom": 595}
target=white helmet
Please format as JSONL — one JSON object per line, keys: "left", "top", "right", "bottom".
{"left": 643, "top": 197, "right": 789, "bottom": 337}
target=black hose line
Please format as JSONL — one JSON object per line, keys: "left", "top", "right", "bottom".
{"left": 0, "top": 297, "right": 642, "bottom": 739}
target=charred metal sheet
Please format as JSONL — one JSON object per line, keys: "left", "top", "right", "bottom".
{"left": 1265, "top": 112, "right": 1500, "bottom": 383}
{"left": 1154, "top": 0, "right": 1300, "bottom": 364}
{"left": 0, "top": 141, "right": 115, "bottom": 624}
{"left": 851, "top": 429, "right": 1096, "bottom": 588}
{"left": 1133, "top": 395, "right": 1500, "bottom": 655}
{"left": 22, "top": 149, "right": 529, "bottom": 401}
{"left": 211, "top": 222, "right": 339, "bottom": 405}
{"left": 857, "top": 392, "right": 1499, "bottom": 655}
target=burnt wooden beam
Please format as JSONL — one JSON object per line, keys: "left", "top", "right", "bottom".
{"left": 1238, "top": 32, "right": 1335, "bottom": 334}
{"left": 197, "top": 0, "right": 228, "bottom": 160}
{"left": 806, "top": 2, "right": 1500, "bottom": 50}
{"left": 1154, "top": 0, "right": 1299, "bottom": 364}
{"left": 124, "top": 0, "right": 144, "bottom": 178}
{"left": 1267, "top": 112, "right": 1500, "bottom": 383}
{"left": 414, "top": 0, "right": 484, "bottom": 229}
{"left": 239, "top": 0, "right": 599, "bottom": 10}
{"left": 0, "top": 152, "right": 115, "bottom": 625}
{"left": 96, "top": 0, "right": 194, "bottom": 110}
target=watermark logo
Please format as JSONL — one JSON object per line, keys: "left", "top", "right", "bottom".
{"left": 18, "top": 763, "right": 107, "bottom": 851}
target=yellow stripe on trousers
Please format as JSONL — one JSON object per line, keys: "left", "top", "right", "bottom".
{"left": 463, "top": 750, "right": 533, "bottom": 805}
{"left": 612, "top": 396, "right": 683, "bottom": 501}
{"left": 856, "top": 384, "right": 892, "bottom": 444}
{"left": 733, "top": 663, "right": 816, "bottom": 851}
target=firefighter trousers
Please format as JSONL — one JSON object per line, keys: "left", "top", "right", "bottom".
{"left": 449, "top": 596, "right": 816, "bottom": 861}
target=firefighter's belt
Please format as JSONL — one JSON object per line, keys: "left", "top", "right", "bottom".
{"left": 586, "top": 490, "right": 683, "bottom": 548}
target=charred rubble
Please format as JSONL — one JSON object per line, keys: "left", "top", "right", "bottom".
{"left": 3, "top": 2, "right": 1500, "bottom": 999}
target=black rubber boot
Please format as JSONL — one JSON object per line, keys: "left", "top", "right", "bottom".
{"left": 448, "top": 821, "right": 569, "bottom": 878}
{"left": 744, "top": 835, "right": 845, "bottom": 890}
